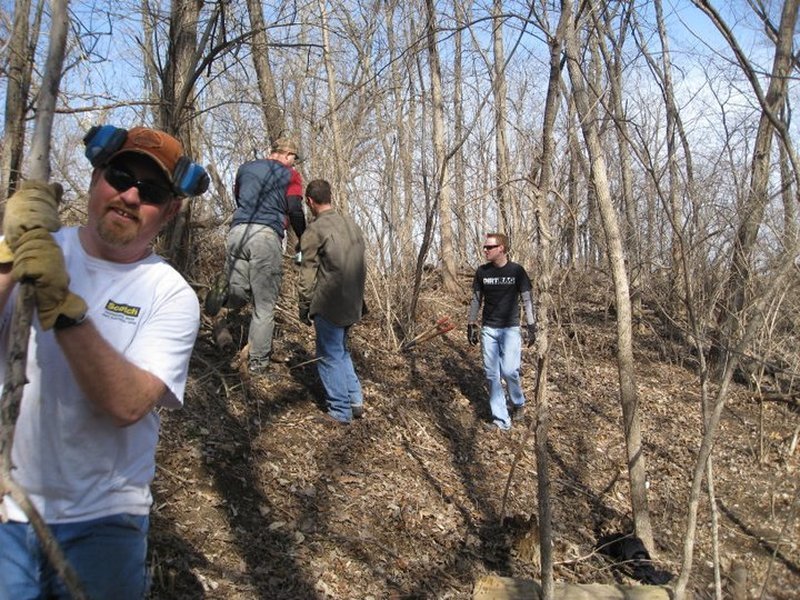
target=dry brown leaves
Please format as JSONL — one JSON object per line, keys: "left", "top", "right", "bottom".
{"left": 149, "top": 273, "right": 799, "bottom": 599}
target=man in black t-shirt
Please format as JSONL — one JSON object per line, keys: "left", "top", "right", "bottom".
{"left": 467, "top": 233, "right": 537, "bottom": 430}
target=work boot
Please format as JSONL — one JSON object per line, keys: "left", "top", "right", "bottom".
{"left": 351, "top": 405, "right": 364, "bottom": 419}
{"left": 247, "top": 361, "right": 279, "bottom": 382}
{"left": 312, "top": 413, "right": 350, "bottom": 427}
{"left": 269, "top": 349, "right": 290, "bottom": 364}
{"left": 482, "top": 421, "right": 509, "bottom": 433}
{"left": 205, "top": 272, "right": 229, "bottom": 317}
{"left": 212, "top": 318, "right": 234, "bottom": 351}
{"left": 511, "top": 404, "right": 526, "bottom": 421}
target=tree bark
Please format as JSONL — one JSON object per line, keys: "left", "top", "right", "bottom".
{"left": 1, "top": 0, "right": 41, "bottom": 200}
{"left": 673, "top": 240, "right": 798, "bottom": 598}
{"left": 594, "top": 4, "right": 641, "bottom": 320}
{"left": 453, "top": 0, "right": 467, "bottom": 264}
{"left": 492, "top": 0, "right": 510, "bottom": 235}
{"left": 424, "top": 0, "right": 458, "bottom": 295}
{"left": 1, "top": 1, "right": 87, "bottom": 596}
{"left": 562, "top": 0, "right": 654, "bottom": 552}
{"left": 527, "top": 7, "right": 570, "bottom": 595}
{"left": 317, "top": 0, "right": 347, "bottom": 211}
{"left": 246, "top": 0, "right": 286, "bottom": 142}
{"left": 704, "top": 0, "right": 799, "bottom": 370}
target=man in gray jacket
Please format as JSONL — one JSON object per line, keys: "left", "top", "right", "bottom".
{"left": 298, "top": 179, "right": 366, "bottom": 424}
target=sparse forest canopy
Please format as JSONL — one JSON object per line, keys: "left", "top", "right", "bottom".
{"left": 1, "top": 0, "right": 798, "bottom": 597}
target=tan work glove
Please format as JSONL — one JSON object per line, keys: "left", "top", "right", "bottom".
{"left": 11, "top": 229, "right": 87, "bottom": 331}
{"left": 0, "top": 180, "right": 63, "bottom": 263}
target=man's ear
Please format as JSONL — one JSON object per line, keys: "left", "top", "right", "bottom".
{"left": 164, "top": 197, "right": 184, "bottom": 220}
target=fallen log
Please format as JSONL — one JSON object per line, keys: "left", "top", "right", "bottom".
{"left": 473, "top": 575, "right": 672, "bottom": 600}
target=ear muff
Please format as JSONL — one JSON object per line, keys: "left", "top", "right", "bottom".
{"left": 83, "top": 125, "right": 128, "bottom": 167}
{"left": 173, "top": 156, "right": 210, "bottom": 197}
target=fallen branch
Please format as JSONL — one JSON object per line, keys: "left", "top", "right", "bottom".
{"left": 289, "top": 356, "right": 324, "bottom": 370}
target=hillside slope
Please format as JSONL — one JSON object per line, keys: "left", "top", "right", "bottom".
{"left": 149, "top": 269, "right": 799, "bottom": 599}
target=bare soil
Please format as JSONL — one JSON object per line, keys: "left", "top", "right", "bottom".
{"left": 148, "top": 268, "right": 799, "bottom": 599}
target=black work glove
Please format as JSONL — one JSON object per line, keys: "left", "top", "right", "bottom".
{"left": 467, "top": 323, "right": 479, "bottom": 345}
{"left": 299, "top": 305, "right": 312, "bottom": 326}
{"left": 523, "top": 323, "right": 537, "bottom": 347}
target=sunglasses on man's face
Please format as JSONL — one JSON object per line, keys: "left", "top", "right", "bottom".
{"left": 483, "top": 244, "right": 500, "bottom": 250}
{"left": 103, "top": 165, "right": 174, "bottom": 206}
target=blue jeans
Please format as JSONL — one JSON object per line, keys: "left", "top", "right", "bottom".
{"left": 481, "top": 326, "right": 526, "bottom": 430}
{"left": 0, "top": 513, "right": 149, "bottom": 600}
{"left": 227, "top": 223, "right": 284, "bottom": 367}
{"left": 314, "top": 315, "right": 363, "bottom": 422}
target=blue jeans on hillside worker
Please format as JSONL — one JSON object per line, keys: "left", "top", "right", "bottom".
{"left": 314, "top": 315, "right": 363, "bottom": 422}
{"left": 481, "top": 325, "right": 525, "bottom": 430}
{"left": 0, "top": 513, "right": 149, "bottom": 599}
{"left": 226, "top": 223, "right": 284, "bottom": 370}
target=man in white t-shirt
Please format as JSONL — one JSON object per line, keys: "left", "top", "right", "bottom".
{"left": 0, "top": 125, "right": 208, "bottom": 599}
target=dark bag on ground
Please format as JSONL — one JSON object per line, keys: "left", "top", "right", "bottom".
{"left": 596, "top": 533, "right": 673, "bottom": 585}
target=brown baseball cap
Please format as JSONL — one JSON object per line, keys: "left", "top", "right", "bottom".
{"left": 270, "top": 136, "right": 303, "bottom": 161}
{"left": 109, "top": 127, "right": 184, "bottom": 181}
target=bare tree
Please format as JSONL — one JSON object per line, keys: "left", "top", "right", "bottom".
{"left": 154, "top": 0, "right": 234, "bottom": 267}
{"left": 594, "top": 3, "right": 642, "bottom": 319}
{"left": 452, "top": 0, "right": 467, "bottom": 264}
{"left": 245, "top": 0, "right": 286, "bottom": 141}
{"left": 561, "top": 0, "right": 654, "bottom": 552}
{"left": 698, "top": 0, "right": 800, "bottom": 371}
{"left": 382, "top": 0, "right": 416, "bottom": 272}
{"left": 672, "top": 1, "right": 800, "bottom": 596}
{"left": 424, "top": 0, "right": 458, "bottom": 295}
{"left": 317, "top": 0, "right": 347, "bottom": 210}
{"left": 492, "top": 0, "right": 510, "bottom": 234}
{"left": 1, "top": 0, "right": 86, "bottom": 596}
{"left": 1, "top": 0, "right": 42, "bottom": 201}
{"left": 529, "top": 7, "right": 570, "bottom": 595}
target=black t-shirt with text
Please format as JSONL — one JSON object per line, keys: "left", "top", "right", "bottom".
{"left": 473, "top": 261, "right": 532, "bottom": 328}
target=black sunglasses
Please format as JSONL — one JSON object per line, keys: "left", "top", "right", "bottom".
{"left": 103, "top": 165, "right": 174, "bottom": 206}
{"left": 483, "top": 244, "right": 500, "bottom": 250}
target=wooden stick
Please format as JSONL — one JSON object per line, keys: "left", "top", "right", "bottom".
{"left": 289, "top": 356, "right": 324, "bottom": 370}
{"left": 0, "top": 0, "right": 87, "bottom": 596}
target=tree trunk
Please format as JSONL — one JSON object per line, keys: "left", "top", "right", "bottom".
{"left": 706, "top": 0, "right": 799, "bottom": 370}
{"left": 527, "top": 8, "right": 569, "bottom": 596}
{"left": 562, "top": 0, "right": 654, "bottom": 552}
{"left": 140, "top": 0, "right": 159, "bottom": 110}
{"left": 1, "top": 0, "right": 41, "bottom": 200}
{"left": 453, "top": 0, "right": 467, "bottom": 264}
{"left": 318, "top": 0, "right": 347, "bottom": 210}
{"left": 652, "top": 0, "right": 686, "bottom": 316}
{"left": 492, "top": 0, "right": 510, "bottom": 235}
{"left": 424, "top": 0, "right": 458, "bottom": 295}
{"left": 246, "top": 0, "right": 286, "bottom": 141}
{"left": 158, "top": 0, "right": 206, "bottom": 269}
{"left": 779, "top": 115, "right": 797, "bottom": 246}
{"left": 595, "top": 4, "right": 641, "bottom": 321}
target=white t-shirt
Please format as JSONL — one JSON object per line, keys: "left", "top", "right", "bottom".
{"left": 0, "top": 226, "right": 199, "bottom": 523}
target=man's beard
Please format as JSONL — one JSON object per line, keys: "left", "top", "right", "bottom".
{"left": 96, "top": 212, "right": 139, "bottom": 246}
